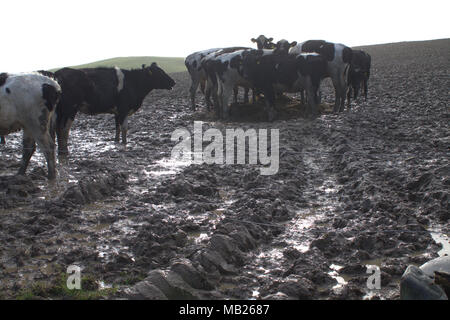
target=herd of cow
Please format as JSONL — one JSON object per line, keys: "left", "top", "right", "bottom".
{"left": 0, "top": 34, "right": 371, "bottom": 180}
{"left": 186, "top": 35, "right": 371, "bottom": 120}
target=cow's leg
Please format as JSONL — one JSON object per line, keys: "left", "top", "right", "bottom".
{"left": 121, "top": 116, "right": 129, "bottom": 145}
{"left": 115, "top": 115, "right": 121, "bottom": 142}
{"left": 342, "top": 66, "right": 351, "bottom": 112}
{"left": 220, "top": 82, "right": 233, "bottom": 120}
{"left": 305, "top": 77, "right": 319, "bottom": 118}
{"left": 244, "top": 87, "right": 249, "bottom": 104}
{"left": 300, "top": 89, "right": 305, "bottom": 105}
{"left": 35, "top": 131, "right": 57, "bottom": 180}
{"left": 200, "top": 78, "right": 206, "bottom": 94}
{"left": 332, "top": 75, "right": 347, "bottom": 112}
{"left": 262, "top": 87, "right": 276, "bottom": 121}
{"left": 363, "top": 78, "right": 368, "bottom": 100}
{"left": 334, "top": 89, "right": 342, "bottom": 113}
{"left": 342, "top": 80, "right": 350, "bottom": 112}
{"left": 18, "top": 130, "right": 36, "bottom": 176}
{"left": 215, "top": 75, "right": 224, "bottom": 119}
{"left": 347, "top": 86, "right": 353, "bottom": 107}
{"left": 354, "top": 82, "right": 360, "bottom": 100}
{"left": 0, "top": 136, "right": 5, "bottom": 144}
{"left": 212, "top": 83, "right": 221, "bottom": 117}
{"left": 233, "top": 86, "right": 238, "bottom": 104}
{"left": 205, "top": 78, "right": 213, "bottom": 111}
{"left": 189, "top": 77, "right": 200, "bottom": 111}
{"left": 330, "top": 73, "right": 341, "bottom": 113}
{"left": 56, "top": 117, "right": 73, "bottom": 156}
{"left": 338, "top": 81, "right": 346, "bottom": 112}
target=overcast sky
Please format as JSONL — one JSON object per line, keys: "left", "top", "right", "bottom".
{"left": 2, "top": 0, "right": 448, "bottom": 72}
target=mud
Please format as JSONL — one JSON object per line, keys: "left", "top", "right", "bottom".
{"left": 0, "top": 39, "right": 449, "bottom": 299}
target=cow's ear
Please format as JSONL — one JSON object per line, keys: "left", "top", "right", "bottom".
{"left": 151, "top": 62, "right": 157, "bottom": 68}
{"left": 268, "top": 37, "right": 273, "bottom": 42}
{"left": 251, "top": 38, "right": 257, "bottom": 43}
{"left": 290, "top": 41, "right": 297, "bottom": 47}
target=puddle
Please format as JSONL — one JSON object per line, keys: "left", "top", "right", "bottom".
{"left": 98, "top": 280, "right": 114, "bottom": 290}
{"left": 429, "top": 227, "right": 450, "bottom": 257}
{"left": 187, "top": 232, "right": 210, "bottom": 245}
{"left": 146, "top": 157, "right": 192, "bottom": 176}
{"left": 251, "top": 290, "right": 260, "bottom": 298}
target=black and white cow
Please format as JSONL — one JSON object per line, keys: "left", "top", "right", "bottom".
{"left": 186, "top": 47, "right": 255, "bottom": 112}
{"left": 200, "top": 47, "right": 254, "bottom": 115}
{"left": 185, "top": 47, "right": 252, "bottom": 111}
{"left": 53, "top": 63, "right": 175, "bottom": 156}
{"left": 347, "top": 49, "right": 371, "bottom": 104}
{"left": 290, "top": 40, "right": 353, "bottom": 112}
{"left": 185, "top": 48, "right": 222, "bottom": 111}
{"left": 251, "top": 35, "right": 276, "bottom": 50}
{"left": 202, "top": 49, "right": 255, "bottom": 119}
{"left": 0, "top": 72, "right": 61, "bottom": 179}
{"left": 209, "top": 48, "right": 328, "bottom": 120}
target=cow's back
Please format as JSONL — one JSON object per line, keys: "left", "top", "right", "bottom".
{"left": 0, "top": 73, "right": 60, "bottom": 134}
{"left": 79, "top": 68, "right": 119, "bottom": 112}
{"left": 1, "top": 73, "right": 59, "bottom": 109}
{"left": 185, "top": 48, "right": 222, "bottom": 74}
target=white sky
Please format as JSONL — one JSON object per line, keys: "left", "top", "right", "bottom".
{"left": 2, "top": 0, "right": 449, "bottom": 72}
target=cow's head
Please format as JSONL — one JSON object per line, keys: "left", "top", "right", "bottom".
{"left": 241, "top": 49, "right": 267, "bottom": 80}
{"left": 273, "top": 39, "right": 297, "bottom": 55}
{"left": 143, "top": 63, "right": 175, "bottom": 90}
{"left": 251, "top": 35, "right": 275, "bottom": 50}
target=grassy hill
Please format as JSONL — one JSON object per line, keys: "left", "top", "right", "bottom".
{"left": 51, "top": 56, "right": 186, "bottom": 73}
{"left": 49, "top": 38, "right": 449, "bottom": 74}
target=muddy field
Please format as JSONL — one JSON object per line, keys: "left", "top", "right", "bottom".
{"left": 0, "top": 39, "right": 449, "bottom": 300}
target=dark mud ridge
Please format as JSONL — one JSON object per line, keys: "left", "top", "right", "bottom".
{"left": 0, "top": 39, "right": 449, "bottom": 299}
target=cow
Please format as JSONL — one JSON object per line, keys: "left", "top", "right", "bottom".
{"left": 251, "top": 35, "right": 276, "bottom": 50}
{"left": 290, "top": 40, "right": 353, "bottom": 112}
{"left": 185, "top": 48, "right": 222, "bottom": 111}
{"left": 202, "top": 49, "right": 255, "bottom": 119}
{"left": 200, "top": 47, "right": 255, "bottom": 115}
{"left": 347, "top": 50, "right": 371, "bottom": 105}
{"left": 209, "top": 48, "right": 328, "bottom": 120}
{"left": 0, "top": 72, "right": 61, "bottom": 179}
{"left": 186, "top": 47, "right": 253, "bottom": 112}
{"left": 273, "top": 39, "right": 297, "bottom": 55}
{"left": 52, "top": 63, "right": 175, "bottom": 156}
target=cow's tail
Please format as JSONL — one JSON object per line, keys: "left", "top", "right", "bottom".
{"left": 42, "top": 82, "right": 61, "bottom": 142}
{"left": 345, "top": 63, "right": 352, "bottom": 87}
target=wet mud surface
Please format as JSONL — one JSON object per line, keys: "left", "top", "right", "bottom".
{"left": 0, "top": 39, "right": 449, "bottom": 299}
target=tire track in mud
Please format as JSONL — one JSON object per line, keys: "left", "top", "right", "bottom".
{"left": 239, "top": 134, "right": 345, "bottom": 299}
{"left": 118, "top": 117, "right": 352, "bottom": 300}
